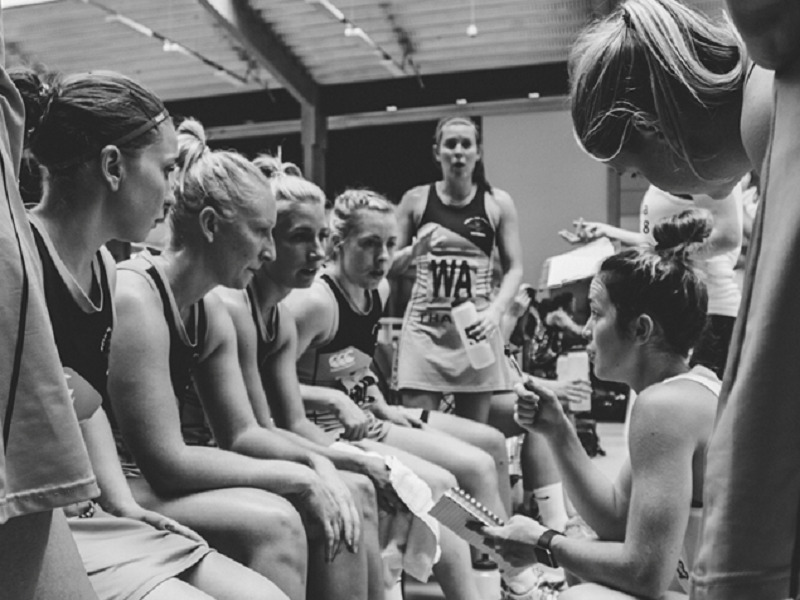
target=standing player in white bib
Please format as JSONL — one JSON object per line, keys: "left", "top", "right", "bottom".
{"left": 394, "top": 116, "right": 524, "bottom": 425}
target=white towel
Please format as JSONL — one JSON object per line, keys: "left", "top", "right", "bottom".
{"left": 331, "top": 442, "right": 441, "bottom": 585}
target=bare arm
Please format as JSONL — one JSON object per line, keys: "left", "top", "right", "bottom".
{"left": 108, "top": 271, "right": 317, "bottom": 497}
{"left": 725, "top": 0, "right": 800, "bottom": 71}
{"left": 194, "top": 293, "right": 322, "bottom": 467}
{"left": 491, "top": 382, "right": 702, "bottom": 598}
{"left": 575, "top": 221, "right": 649, "bottom": 247}
{"left": 516, "top": 380, "right": 630, "bottom": 539}
{"left": 285, "top": 285, "right": 373, "bottom": 441}
{"left": 489, "top": 189, "right": 524, "bottom": 317}
{"left": 388, "top": 186, "right": 424, "bottom": 277}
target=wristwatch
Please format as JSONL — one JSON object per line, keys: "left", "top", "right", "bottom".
{"left": 534, "top": 529, "right": 563, "bottom": 568}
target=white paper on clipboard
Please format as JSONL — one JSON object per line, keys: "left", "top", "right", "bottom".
{"left": 539, "top": 238, "right": 616, "bottom": 289}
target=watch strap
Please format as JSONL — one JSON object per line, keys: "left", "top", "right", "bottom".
{"left": 534, "top": 529, "right": 563, "bottom": 568}
{"left": 537, "top": 529, "right": 563, "bottom": 551}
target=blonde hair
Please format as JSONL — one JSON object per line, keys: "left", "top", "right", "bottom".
{"left": 570, "top": 0, "right": 744, "bottom": 179}
{"left": 328, "top": 189, "right": 394, "bottom": 260}
{"left": 252, "top": 154, "right": 325, "bottom": 226}
{"left": 169, "top": 118, "right": 270, "bottom": 248}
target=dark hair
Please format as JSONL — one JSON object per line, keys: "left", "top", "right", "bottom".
{"left": 434, "top": 116, "right": 493, "bottom": 193}
{"left": 597, "top": 208, "right": 710, "bottom": 356}
{"left": 169, "top": 118, "right": 270, "bottom": 249}
{"left": 538, "top": 292, "right": 575, "bottom": 318}
{"left": 10, "top": 67, "right": 167, "bottom": 177}
{"left": 569, "top": 0, "right": 744, "bottom": 181}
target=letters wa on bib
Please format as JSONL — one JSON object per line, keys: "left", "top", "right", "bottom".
{"left": 396, "top": 183, "right": 511, "bottom": 393}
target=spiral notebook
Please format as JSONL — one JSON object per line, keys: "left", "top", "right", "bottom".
{"left": 429, "top": 487, "right": 504, "bottom": 553}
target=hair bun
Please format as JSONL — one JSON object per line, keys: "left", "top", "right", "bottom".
{"left": 175, "top": 117, "right": 209, "bottom": 175}
{"left": 9, "top": 67, "right": 58, "bottom": 142}
{"left": 653, "top": 207, "right": 713, "bottom": 259}
{"left": 253, "top": 154, "right": 303, "bottom": 178}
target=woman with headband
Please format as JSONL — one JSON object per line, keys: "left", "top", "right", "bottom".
{"left": 13, "top": 68, "right": 284, "bottom": 600}
{"left": 0, "top": 11, "right": 97, "bottom": 598}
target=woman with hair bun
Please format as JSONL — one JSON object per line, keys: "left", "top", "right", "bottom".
{"left": 13, "top": 66, "right": 283, "bottom": 600}
{"left": 483, "top": 210, "right": 719, "bottom": 599}
{"left": 106, "top": 117, "right": 354, "bottom": 600}
{"left": 568, "top": 1, "right": 800, "bottom": 596}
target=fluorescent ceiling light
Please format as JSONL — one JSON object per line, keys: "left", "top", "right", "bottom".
{"left": 4, "top": 0, "right": 61, "bottom": 7}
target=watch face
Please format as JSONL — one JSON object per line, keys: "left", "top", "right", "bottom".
{"left": 534, "top": 546, "right": 558, "bottom": 569}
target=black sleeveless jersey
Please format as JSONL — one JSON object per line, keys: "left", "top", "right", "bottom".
{"left": 247, "top": 283, "right": 281, "bottom": 368}
{"left": 419, "top": 183, "right": 495, "bottom": 257}
{"left": 31, "top": 222, "right": 113, "bottom": 404}
{"left": 144, "top": 264, "right": 212, "bottom": 446}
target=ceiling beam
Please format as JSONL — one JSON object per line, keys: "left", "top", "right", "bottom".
{"left": 206, "top": 96, "right": 569, "bottom": 141}
{"left": 198, "top": 0, "right": 319, "bottom": 106}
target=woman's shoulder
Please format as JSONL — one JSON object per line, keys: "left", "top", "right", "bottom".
{"left": 632, "top": 369, "right": 718, "bottom": 434}
{"left": 283, "top": 278, "right": 336, "bottom": 321}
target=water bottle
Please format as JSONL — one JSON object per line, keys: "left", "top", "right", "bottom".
{"left": 472, "top": 555, "right": 502, "bottom": 600}
{"left": 556, "top": 350, "right": 592, "bottom": 412}
{"left": 451, "top": 299, "right": 496, "bottom": 370}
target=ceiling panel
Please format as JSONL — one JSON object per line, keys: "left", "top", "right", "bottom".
{"left": 3, "top": 0, "right": 727, "bottom": 102}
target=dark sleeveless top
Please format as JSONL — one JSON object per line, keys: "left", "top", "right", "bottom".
{"left": 30, "top": 222, "right": 112, "bottom": 416}
{"left": 247, "top": 284, "right": 281, "bottom": 367}
{"left": 144, "top": 264, "right": 213, "bottom": 447}
{"left": 295, "top": 273, "right": 388, "bottom": 439}
{"left": 113, "top": 256, "right": 213, "bottom": 470}
{"left": 419, "top": 183, "right": 495, "bottom": 257}
{"left": 313, "top": 273, "right": 382, "bottom": 363}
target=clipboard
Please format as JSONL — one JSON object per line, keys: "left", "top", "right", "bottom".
{"left": 429, "top": 487, "right": 504, "bottom": 553}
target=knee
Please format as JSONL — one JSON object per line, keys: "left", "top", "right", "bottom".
{"left": 464, "top": 448, "right": 500, "bottom": 489}
{"left": 243, "top": 492, "right": 308, "bottom": 565}
{"left": 479, "top": 427, "right": 509, "bottom": 469}
{"left": 426, "top": 465, "right": 458, "bottom": 499}
{"left": 347, "top": 473, "right": 378, "bottom": 524}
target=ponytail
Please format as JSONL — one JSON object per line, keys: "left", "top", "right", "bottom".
{"left": 169, "top": 118, "right": 269, "bottom": 249}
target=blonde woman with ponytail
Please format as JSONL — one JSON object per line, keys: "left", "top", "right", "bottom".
{"left": 570, "top": 1, "right": 800, "bottom": 598}
{"left": 107, "top": 118, "right": 345, "bottom": 600}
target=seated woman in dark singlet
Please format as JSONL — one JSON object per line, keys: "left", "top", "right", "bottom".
{"left": 106, "top": 118, "right": 359, "bottom": 600}
{"left": 13, "top": 67, "right": 285, "bottom": 600}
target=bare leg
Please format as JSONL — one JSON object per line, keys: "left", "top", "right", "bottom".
{"left": 180, "top": 552, "right": 289, "bottom": 600}
{"left": 294, "top": 473, "right": 374, "bottom": 600}
{"left": 453, "top": 391, "right": 494, "bottom": 424}
{"left": 400, "top": 389, "right": 441, "bottom": 411}
{"left": 489, "top": 393, "right": 561, "bottom": 490}
{"left": 382, "top": 424, "right": 506, "bottom": 521}
{"left": 359, "top": 440, "right": 481, "bottom": 600}
{"left": 425, "top": 410, "right": 512, "bottom": 515}
{"left": 0, "top": 509, "right": 99, "bottom": 600}
{"left": 145, "top": 578, "right": 216, "bottom": 600}
{"left": 561, "top": 582, "right": 687, "bottom": 599}
{"left": 130, "top": 479, "right": 307, "bottom": 600}
{"left": 339, "top": 471, "right": 385, "bottom": 600}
